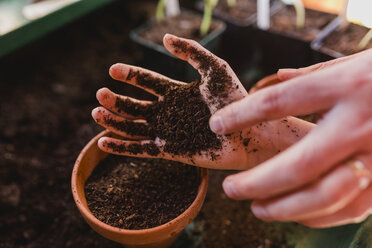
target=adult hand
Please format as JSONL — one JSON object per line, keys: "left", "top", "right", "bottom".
{"left": 91, "top": 34, "right": 312, "bottom": 170}
{"left": 210, "top": 49, "right": 372, "bottom": 228}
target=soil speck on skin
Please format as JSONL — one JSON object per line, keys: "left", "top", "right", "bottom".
{"left": 126, "top": 69, "right": 172, "bottom": 96}
{"left": 243, "top": 138, "right": 251, "bottom": 147}
{"left": 171, "top": 39, "right": 234, "bottom": 109}
{"left": 85, "top": 155, "right": 200, "bottom": 229}
{"left": 114, "top": 96, "right": 150, "bottom": 117}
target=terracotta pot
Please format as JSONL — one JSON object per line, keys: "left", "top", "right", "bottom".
{"left": 71, "top": 130, "right": 208, "bottom": 248}
{"left": 249, "top": 73, "right": 281, "bottom": 94}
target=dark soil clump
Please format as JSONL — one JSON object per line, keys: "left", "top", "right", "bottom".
{"left": 271, "top": 6, "right": 335, "bottom": 41}
{"left": 85, "top": 155, "right": 200, "bottom": 229}
{"left": 103, "top": 117, "right": 153, "bottom": 137}
{"left": 322, "top": 23, "right": 372, "bottom": 56}
{"left": 139, "top": 12, "right": 218, "bottom": 46}
{"left": 146, "top": 81, "right": 222, "bottom": 157}
{"left": 215, "top": 0, "right": 257, "bottom": 21}
{"left": 114, "top": 97, "right": 151, "bottom": 117}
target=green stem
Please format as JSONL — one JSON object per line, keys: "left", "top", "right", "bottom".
{"left": 227, "top": 0, "right": 236, "bottom": 8}
{"left": 156, "top": 0, "right": 167, "bottom": 22}
{"left": 293, "top": 0, "right": 305, "bottom": 30}
{"left": 200, "top": 0, "right": 218, "bottom": 37}
{"left": 358, "top": 28, "right": 372, "bottom": 50}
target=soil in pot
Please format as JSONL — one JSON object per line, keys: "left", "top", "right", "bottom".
{"left": 85, "top": 155, "right": 200, "bottom": 229}
{"left": 322, "top": 23, "right": 372, "bottom": 56}
{"left": 214, "top": 0, "right": 257, "bottom": 22}
{"left": 270, "top": 5, "right": 335, "bottom": 41}
{"left": 139, "top": 12, "right": 219, "bottom": 46}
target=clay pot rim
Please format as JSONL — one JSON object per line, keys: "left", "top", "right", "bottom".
{"left": 71, "top": 130, "right": 208, "bottom": 236}
{"left": 249, "top": 73, "right": 281, "bottom": 94}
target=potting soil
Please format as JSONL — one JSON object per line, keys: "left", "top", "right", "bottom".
{"left": 85, "top": 155, "right": 199, "bottom": 229}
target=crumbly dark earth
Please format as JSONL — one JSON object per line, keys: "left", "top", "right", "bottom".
{"left": 270, "top": 6, "right": 335, "bottom": 41}
{"left": 147, "top": 81, "right": 223, "bottom": 156}
{"left": 85, "top": 155, "right": 200, "bottom": 229}
{"left": 323, "top": 22, "right": 372, "bottom": 56}
{"left": 139, "top": 12, "right": 218, "bottom": 46}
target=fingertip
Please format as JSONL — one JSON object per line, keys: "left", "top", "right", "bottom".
{"left": 163, "top": 33, "right": 179, "bottom": 54}
{"left": 97, "top": 137, "right": 108, "bottom": 150}
{"left": 96, "top": 87, "right": 110, "bottom": 101}
{"left": 109, "top": 63, "right": 127, "bottom": 80}
{"left": 91, "top": 107, "right": 102, "bottom": 121}
{"left": 163, "top": 33, "right": 177, "bottom": 44}
{"left": 251, "top": 201, "right": 273, "bottom": 221}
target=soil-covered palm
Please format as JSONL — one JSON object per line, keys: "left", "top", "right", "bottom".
{"left": 92, "top": 34, "right": 313, "bottom": 170}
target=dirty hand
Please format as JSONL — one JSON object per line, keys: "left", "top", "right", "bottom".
{"left": 92, "top": 34, "right": 311, "bottom": 170}
{"left": 210, "top": 49, "right": 372, "bottom": 227}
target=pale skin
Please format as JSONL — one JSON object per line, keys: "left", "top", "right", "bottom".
{"left": 92, "top": 34, "right": 313, "bottom": 170}
{"left": 210, "top": 49, "right": 372, "bottom": 228}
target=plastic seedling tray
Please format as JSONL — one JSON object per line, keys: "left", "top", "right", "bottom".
{"left": 311, "top": 16, "right": 348, "bottom": 62}
{"left": 0, "top": 0, "right": 116, "bottom": 58}
{"left": 256, "top": 2, "right": 336, "bottom": 74}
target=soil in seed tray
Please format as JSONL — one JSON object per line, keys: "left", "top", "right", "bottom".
{"left": 139, "top": 12, "right": 218, "bottom": 46}
{"left": 214, "top": 0, "right": 257, "bottom": 21}
{"left": 85, "top": 155, "right": 200, "bottom": 229}
{"left": 322, "top": 23, "right": 372, "bottom": 56}
{"left": 271, "top": 6, "right": 335, "bottom": 41}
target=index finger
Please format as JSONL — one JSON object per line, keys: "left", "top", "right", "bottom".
{"left": 210, "top": 51, "right": 372, "bottom": 135}
{"left": 278, "top": 49, "right": 372, "bottom": 81}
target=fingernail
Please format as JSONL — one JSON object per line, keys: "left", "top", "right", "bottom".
{"left": 210, "top": 116, "right": 224, "bottom": 134}
{"left": 251, "top": 203, "right": 270, "bottom": 220}
{"left": 222, "top": 179, "right": 238, "bottom": 198}
{"left": 359, "top": 177, "right": 370, "bottom": 190}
